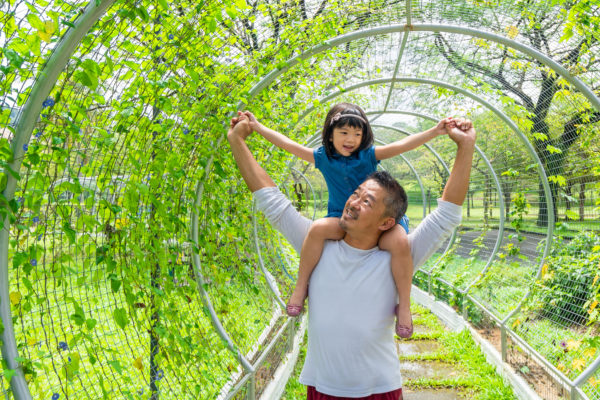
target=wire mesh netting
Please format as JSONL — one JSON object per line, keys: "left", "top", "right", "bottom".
{"left": 1, "top": 0, "right": 600, "bottom": 399}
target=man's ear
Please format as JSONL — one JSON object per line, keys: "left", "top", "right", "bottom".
{"left": 378, "top": 217, "right": 396, "bottom": 232}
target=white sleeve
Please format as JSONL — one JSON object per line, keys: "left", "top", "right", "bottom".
{"left": 409, "top": 199, "right": 463, "bottom": 270}
{"left": 253, "top": 186, "right": 312, "bottom": 253}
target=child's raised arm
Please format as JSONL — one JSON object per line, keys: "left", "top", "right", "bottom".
{"left": 242, "top": 111, "right": 315, "bottom": 164}
{"left": 374, "top": 117, "right": 453, "bottom": 161}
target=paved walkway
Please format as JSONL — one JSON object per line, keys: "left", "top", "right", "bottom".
{"left": 400, "top": 306, "right": 463, "bottom": 400}
{"left": 399, "top": 302, "right": 517, "bottom": 400}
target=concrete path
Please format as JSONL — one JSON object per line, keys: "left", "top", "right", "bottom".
{"left": 399, "top": 308, "right": 464, "bottom": 400}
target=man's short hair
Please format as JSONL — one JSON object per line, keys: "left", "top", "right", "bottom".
{"left": 366, "top": 171, "right": 407, "bottom": 220}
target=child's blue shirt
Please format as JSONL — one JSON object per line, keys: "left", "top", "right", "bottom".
{"left": 314, "top": 146, "right": 378, "bottom": 218}
{"left": 313, "top": 145, "right": 409, "bottom": 232}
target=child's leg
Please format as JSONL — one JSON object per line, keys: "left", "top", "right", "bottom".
{"left": 288, "top": 217, "right": 344, "bottom": 314}
{"left": 379, "top": 224, "right": 414, "bottom": 337}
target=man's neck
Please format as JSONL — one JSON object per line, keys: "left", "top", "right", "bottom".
{"left": 342, "top": 232, "right": 381, "bottom": 250}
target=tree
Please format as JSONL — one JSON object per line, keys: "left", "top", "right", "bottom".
{"left": 431, "top": 0, "right": 600, "bottom": 226}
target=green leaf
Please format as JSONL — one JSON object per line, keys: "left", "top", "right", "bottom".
{"left": 113, "top": 307, "right": 129, "bottom": 330}
{"left": 25, "top": 33, "right": 41, "bottom": 56}
{"left": 75, "top": 59, "right": 101, "bottom": 90}
{"left": 70, "top": 301, "right": 85, "bottom": 326}
{"left": 12, "top": 252, "right": 28, "bottom": 269}
{"left": 108, "top": 360, "right": 123, "bottom": 374}
{"left": 565, "top": 210, "right": 579, "bottom": 220}
{"left": 4, "top": 49, "right": 24, "bottom": 69}
{"left": 548, "top": 175, "right": 567, "bottom": 187}
{"left": 62, "top": 222, "right": 76, "bottom": 244}
{"left": 225, "top": 6, "right": 237, "bottom": 19}
{"left": 206, "top": 16, "right": 217, "bottom": 33}
{"left": 110, "top": 275, "right": 121, "bottom": 293}
{"left": 212, "top": 161, "right": 226, "bottom": 178}
{"left": 3, "top": 369, "right": 16, "bottom": 382}
{"left": 26, "top": 14, "right": 45, "bottom": 31}
{"left": 546, "top": 144, "right": 562, "bottom": 154}
{"left": 85, "top": 318, "right": 97, "bottom": 330}
{"left": 157, "top": 0, "right": 169, "bottom": 10}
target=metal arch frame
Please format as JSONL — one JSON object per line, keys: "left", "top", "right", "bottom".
{"left": 210, "top": 22, "right": 599, "bottom": 400}
{"left": 366, "top": 110, "right": 506, "bottom": 297}
{"left": 271, "top": 167, "right": 319, "bottom": 281}
{"left": 0, "top": 8, "right": 592, "bottom": 400}
{"left": 296, "top": 78, "right": 590, "bottom": 396}
{"left": 296, "top": 77, "right": 553, "bottom": 291}
{"left": 0, "top": 1, "right": 116, "bottom": 399}
{"left": 247, "top": 24, "right": 600, "bottom": 112}
{"left": 286, "top": 166, "right": 318, "bottom": 222}
{"left": 302, "top": 91, "right": 506, "bottom": 288}
{"left": 190, "top": 143, "right": 256, "bottom": 378}
{"left": 391, "top": 152, "right": 427, "bottom": 220}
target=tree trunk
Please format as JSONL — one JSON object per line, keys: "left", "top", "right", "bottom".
{"left": 579, "top": 182, "right": 586, "bottom": 222}
{"left": 537, "top": 181, "right": 559, "bottom": 227}
{"left": 467, "top": 189, "right": 470, "bottom": 218}
{"left": 293, "top": 182, "right": 304, "bottom": 211}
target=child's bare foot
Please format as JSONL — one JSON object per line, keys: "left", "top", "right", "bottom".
{"left": 395, "top": 304, "right": 413, "bottom": 338}
{"left": 286, "top": 287, "right": 308, "bottom": 317}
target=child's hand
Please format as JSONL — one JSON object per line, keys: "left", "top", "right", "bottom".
{"left": 240, "top": 110, "right": 260, "bottom": 132}
{"left": 435, "top": 117, "right": 454, "bottom": 136}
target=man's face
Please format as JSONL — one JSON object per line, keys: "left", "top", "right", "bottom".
{"left": 339, "top": 179, "right": 390, "bottom": 233}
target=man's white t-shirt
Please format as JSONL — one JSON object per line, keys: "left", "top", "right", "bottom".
{"left": 254, "top": 186, "right": 462, "bottom": 397}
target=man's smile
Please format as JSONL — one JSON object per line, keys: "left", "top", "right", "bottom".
{"left": 344, "top": 206, "right": 358, "bottom": 220}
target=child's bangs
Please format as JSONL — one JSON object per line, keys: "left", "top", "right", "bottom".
{"left": 337, "top": 116, "right": 365, "bottom": 131}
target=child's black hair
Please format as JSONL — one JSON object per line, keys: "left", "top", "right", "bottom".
{"left": 321, "top": 103, "right": 374, "bottom": 158}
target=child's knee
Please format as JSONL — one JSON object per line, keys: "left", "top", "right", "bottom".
{"left": 308, "top": 218, "right": 344, "bottom": 240}
{"left": 379, "top": 225, "right": 408, "bottom": 252}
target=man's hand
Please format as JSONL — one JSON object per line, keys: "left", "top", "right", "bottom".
{"left": 447, "top": 118, "right": 476, "bottom": 147}
{"left": 228, "top": 112, "right": 252, "bottom": 142}
{"left": 241, "top": 110, "right": 261, "bottom": 133}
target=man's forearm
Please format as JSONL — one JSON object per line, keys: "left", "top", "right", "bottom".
{"left": 227, "top": 130, "right": 276, "bottom": 193}
{"left": 441, "top": 142, "right": 475, "bottom": 206}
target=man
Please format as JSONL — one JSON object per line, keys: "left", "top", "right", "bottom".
{"left": 227, "top": 113, "right": 475, "bottom": 399}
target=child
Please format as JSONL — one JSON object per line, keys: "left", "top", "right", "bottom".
{"left": 241, "top": 103, "right": 453, "bottom": 338}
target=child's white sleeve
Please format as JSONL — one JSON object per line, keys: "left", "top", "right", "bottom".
{"left": 253, "top": 186, "right": 312, "bottom": 253}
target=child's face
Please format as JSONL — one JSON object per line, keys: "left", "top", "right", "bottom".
{"left": 330, "top": 124, "right": 363, "bottom": 156}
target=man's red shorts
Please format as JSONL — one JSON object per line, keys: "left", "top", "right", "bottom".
{"left": 306, "top": 386, "right": 403, "bottom": 400}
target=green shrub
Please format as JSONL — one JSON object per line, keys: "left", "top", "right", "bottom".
{"left": 536, "top": 231, "right": 600, "bottom": 326}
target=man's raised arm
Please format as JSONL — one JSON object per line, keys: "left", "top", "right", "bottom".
{"left": 226, "top": 113, "right": 311, "bottom": 252}
{"left": 441, "top": 119, "right": 476, "bottom": 205}
{"left": 409, "top": 118, "right": 476, "bottom": 269}
{"left": 227, "top": 114, "right": 276, "bottom": 192}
